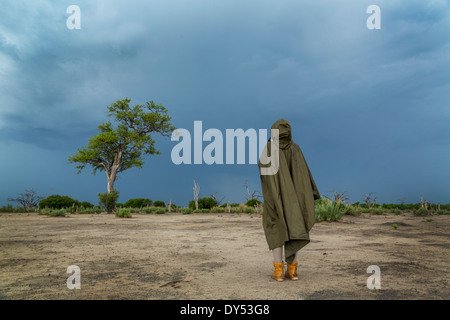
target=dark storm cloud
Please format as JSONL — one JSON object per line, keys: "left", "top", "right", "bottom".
{"left": 0, "top": 0, "right": 449, "bottom": 205}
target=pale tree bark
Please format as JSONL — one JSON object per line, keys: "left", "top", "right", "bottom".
{"left": 105, "top": 150, "right": 123, "bottom": 194}
{"left": 193, "top": 179, "right": 200, "bottom": 210}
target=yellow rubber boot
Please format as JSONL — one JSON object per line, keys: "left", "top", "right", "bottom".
{"left": 272, "top": 262, "right": 285, "bottom": 282}
{"left": 285, "top": 261, "right": 298, "bottom": 280}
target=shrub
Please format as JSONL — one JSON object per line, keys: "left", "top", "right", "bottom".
{"left": 78, "top": 206, "right": 103, "bottom": 214}
{"left": 153, "top": 200, "right": 166, "bottom": 207}
{"left": 155, "top": 208, "right": 168, "bottom": 214}
{"left": 98, "top": 191, "right": 119, "bottom": 213}
{"left": 343, "top": 205, "right": 361, "bottom": 216}
{"left": 413, "top": 208, "right": 429, "bottom": 217}
{"left": 436, "top": 210, "right": 450, "bottom": 215}
{"left": 143, "top": 207, "right": 157, "bottom": 214}
{"left": 371, "top": 208, "right": 385, "bottom": 215}
{"left": 39, "top": 208, "right": 52, "bottom": 215}
{"left": 39, "top": 195, "right": 79, "bottom": 209}
{"left": 243, "top": 207, "right": 256, "bottom": 214}
{"left": 210, "top": 206, "right": 225, "bottom": 213}
{"left": 220, "top": 202, "right": 240, "bottom": 208}
{"left": 79, "top": 201, "right": 94, "bottom": 208}
{"left": 314, "top": 198, "right": 345, "bottom": 222}
{"left": 189, "top": 197, "right": 218, "bottom": 210}
{"left": 245, "top": 199, "right": 262, "bottom": 207}
{"left": 123, "top": 198, "right": 153, "bottom": 208}
{"left": 393, "top": 208, "right": 402, "bottom": 215}
{"left": 116, "top": 208, "right": 132, "bottom": 218}
{"left": 50, "top": 209, "right": 67, "bottom": 217}
{"left": 182, "top": 207, "right": 192, "bottom": 215}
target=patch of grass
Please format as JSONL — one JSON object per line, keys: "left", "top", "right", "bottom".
{"left": 116, "top": 208, "right": 132, "bottom": 218}
{"left": 314, "top": 199, "right": 345, "bottom": 222}
{"left": 392, "top": 224, "right": 398, "bottom": 230}
{"left": 243, "top": 207, "right": 256, "bottom": 214}
{"left": 210, "top": 207, "right": 225, "bottom": 213}
{"left": 413, "top": 208, "right": 429, "bottom": 217}
{"left": 436, "top": 210, "right": 450, "bottom": 215}
{"left": 371, "top": 208, "right": 385, "bottom": 215}
{"left": 155, "top": 208, "right": 168, "bottom": 214}
{"left": 343, "top": 205, "right": 361, "bottom": 216}
{"left": 49, "top": 209, "right": 67, "bottom": 217}
{"left": 182, "top": 208, "right": 192, "bottom": 215}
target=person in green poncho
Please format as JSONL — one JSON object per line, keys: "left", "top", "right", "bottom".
{"left": 258, "top": 119, "right": 320, "bottom": 282}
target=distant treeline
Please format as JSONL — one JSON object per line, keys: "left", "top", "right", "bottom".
{"left": 1, "top": 193, "right": 449, "bottom": 213}
{"left": 352, "top": 202, "right": 450, "bottom": 211}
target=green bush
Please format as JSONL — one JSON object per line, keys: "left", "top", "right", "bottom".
{"left": 153, "top": 200, "right": 166, "bottom": 207}
{"left": 393, "top": 208, "right": 402, "bottom": 215}
{"left": 210, "top": 206, "right": 225, "bottom": 213}
{"left": 314, "top": 198, "right": 345, "bottom": 222}
{"left": 343, "top": 205, "right": 361, "bottom": 216}
{"left": 79, "top": 201, "right": 94, "bottom": 208}
{"left": 98, "top": 191, "right": 119, "bottom": 213}
{"left": 143, "top": 207, "right": 157, "bottom": 214}
{"left": 39, "top": 195, "right": 79, "bottom": 209}
{"left": 182, "top": 207, "right": 192, "bottom": 215}
{"left": 371, "top": 208, "right": 385, "bottom": 215}
{"left": 189, "top": 197, "right": 218, "bottom": 210}
{"left": 49, "top": 209, "right": 67, "bottom": 217}
{"left": 413, "top": 208, "right": 429, "bottom": 217}
{"left": 78, "top": 206, "right": 103, "bottom": 214}
{"left": 39, "top": 208, "right": 52, "bottom": 215}
{"left": 436, "top": 210, "right": 450, "bottom": 215}
{"left": 245, "top": 199, "right": 262, "bottom": 207}
{"left": 220, "top": 202, "right": 240, "bottom": 208}
{"left": 116, "top": 208, "right": 132, "bottom": 218}
{"left": 155, "top": 208, "right": 168, "bottom": 214}
{"left": 0, "top": 204, "right": 28, "bottom": 213}
{"left": 243, "top": 207, "right": 256, "bottom": 214}
{"left": 123, "top": 198, "right": 153, "bottom": 208}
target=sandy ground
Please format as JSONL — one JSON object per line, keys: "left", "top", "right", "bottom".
{"left": 0, "top": 211, "right": 448, "bottom": 300}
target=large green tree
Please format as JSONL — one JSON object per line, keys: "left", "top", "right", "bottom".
{"left": 68, "top": 98, "right": 175, "bottom": 194}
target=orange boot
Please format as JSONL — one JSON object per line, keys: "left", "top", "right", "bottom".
{"left": 285, "top": 261, "right": 298, "bottom": 280}
{"left": 272, "top": 262, "right": 285, "bottom": 282}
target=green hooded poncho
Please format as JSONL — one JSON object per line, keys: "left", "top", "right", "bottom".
{"left": 258, "top": 119, "right": 320, "bottom": 264}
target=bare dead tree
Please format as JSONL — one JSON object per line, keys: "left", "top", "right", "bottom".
{"left": 325, "top": 190, "right": 349, "bottom": 204}
{"left": 210, "top": 192, "right": 225, "bottom": 207}
{"left": 193, "top": 179, "right": 200, "bottom": 210}
{"left": 244, "top": 179, "right": 262, "bottom": 202}
{"left": 8, "top": 189, "right": 44, "bottom": 211}
{"left": 363, "top": 192, "right": 377, "bottom": 210}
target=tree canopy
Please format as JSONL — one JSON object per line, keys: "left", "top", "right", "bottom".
{"left": 68, "top": 98, "right": 176, "bottom": 194}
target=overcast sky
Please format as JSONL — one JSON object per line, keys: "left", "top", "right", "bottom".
{"left": 1, "top": 0, "right": 449, "bottom": 206}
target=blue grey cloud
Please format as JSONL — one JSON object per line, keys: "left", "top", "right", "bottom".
{"left": 0, "top": 0, "right": 449, "bottom": 205}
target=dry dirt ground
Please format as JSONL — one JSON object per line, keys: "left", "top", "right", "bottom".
{"left": 0, "top": 211, "right": 448, "bottom": 300}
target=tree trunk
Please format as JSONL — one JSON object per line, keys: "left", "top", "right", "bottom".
{"left": 107, "top": 174, "right": 115, "bottom": 194}
{"left": 106, "top": 149, "right": 122, "bottom": 194}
